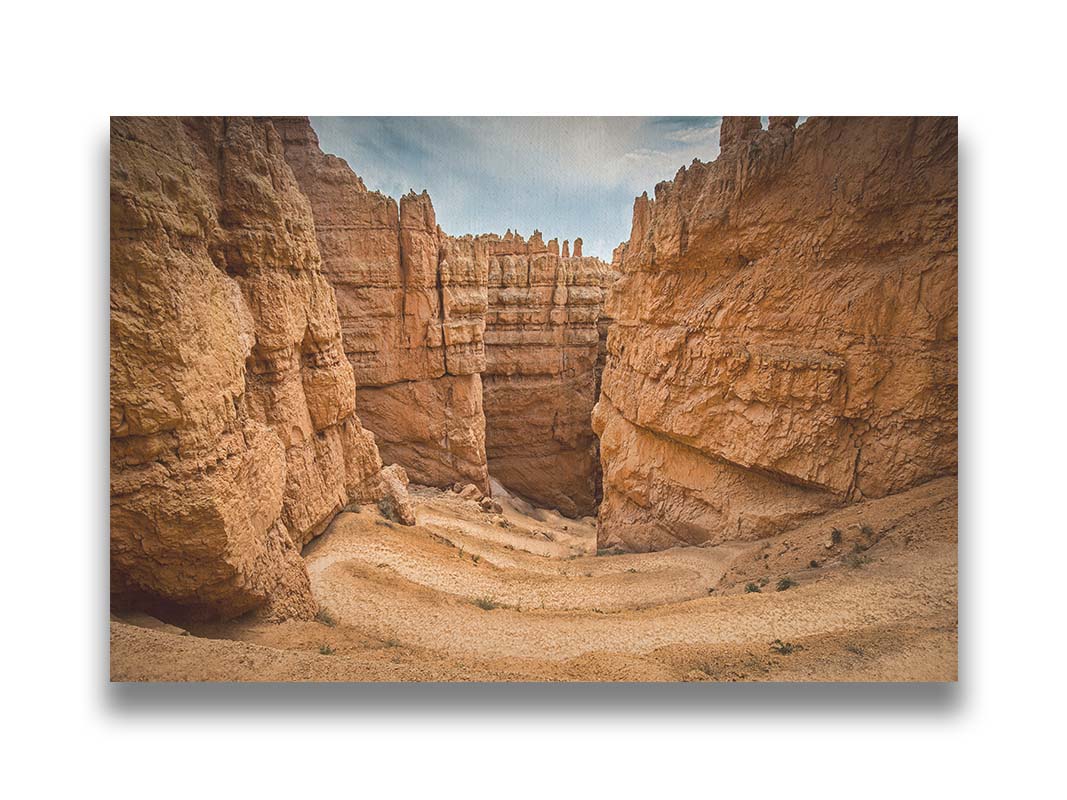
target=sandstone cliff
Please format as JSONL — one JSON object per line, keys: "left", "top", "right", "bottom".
{"left": 271, "top": 117, "right": 617, "bottom": 514}
{"left": 271, "top": 118, "right": 490, "bottom": 493}
{"left": 110, "top": 117, "right": 386, "bottom": 621}
{"left": 482, "top": 231, "right": 614, "bottom": 517}
{"left": 594, "top": 116, "right": 958, "bottom": 551}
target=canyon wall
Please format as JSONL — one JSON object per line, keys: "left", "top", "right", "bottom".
{"left": 272, "top": 118, "right": 616, "bottom": 514}
{"left": 482, "top": 231, "right": 614, "bottom": 517}
{"left": 110, "top": 117, "right": 386, "bottom": 621}
{"left": 594, "top": 116, "right": 958, "bottom": 551}
{"left": 272, "top": 118, "right": 490, "bottom": 493}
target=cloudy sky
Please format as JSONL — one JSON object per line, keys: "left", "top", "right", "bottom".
{"left": 310, "top": 116, "right": 738, "bottom": 260}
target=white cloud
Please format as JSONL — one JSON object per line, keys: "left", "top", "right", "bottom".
{"left": 311, "top": 117, "right": 727, "bottom": 260}
{"left": 663, "top": 123, "right": 721, "bottom": 144}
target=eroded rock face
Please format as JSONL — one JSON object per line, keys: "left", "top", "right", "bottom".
{"left": 482, "top": 231, "right": 615, "bottom": 517}
{"left": 110, "top": 117, "right": 385, "bottom": 620}
{"left": 272, "top": 118, "right": 490, "bottom": 492}
{"left": 595, "top": 116, "right": 958, "bottom": 551}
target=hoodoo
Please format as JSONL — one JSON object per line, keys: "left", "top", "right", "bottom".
{"left": 272, "top": 117, "right": 616, "bottom": 516}
{"left": 272, "top": 118, "right": 492, "bottom": 493}
{"left": 110, "top": 117, "right": 388, "bottom": 621}
{"left": 594, "top": 116, "right": 958, "bottom": 551}
{"left": 482, "top": 231, "right": 615, "bottom": 517}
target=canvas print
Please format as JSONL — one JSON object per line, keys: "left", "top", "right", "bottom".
{"left": 109, "top": 116, "right": 958, "bottom": 681}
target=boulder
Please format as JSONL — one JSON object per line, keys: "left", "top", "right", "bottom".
{"left": 459, "top": 483, "right": 483, "bottom": 500}
{"left": 378, "top": 464, "right": 416, "bottom": 526}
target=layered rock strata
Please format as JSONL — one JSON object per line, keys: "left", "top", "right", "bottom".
{"left": 272, "top": 118, "right": 490, "bottom": 493}
{"left": 595, "top": 116, "right": 958, "bottom": 551}
{"left": 482, "top": 231, "right": 614, "bottom": 517}
{"left": 110, "top": 117, "right": 386, "bottom": 621}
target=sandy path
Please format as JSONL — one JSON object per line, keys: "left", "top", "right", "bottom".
{"left": 310, "top": 542, "right": 956, "bottom": 660}
{"left": 111, "top": 478, "right": 958, "bottom": 682}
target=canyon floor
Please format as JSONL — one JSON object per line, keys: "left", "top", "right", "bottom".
{"left": 110, "top": 477, "right": 957, "bottom": 682}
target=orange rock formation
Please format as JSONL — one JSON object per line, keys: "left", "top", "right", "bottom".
{"left": 110, "top": 115, "right": 955, "bottom": 625}
{"left": 272, "top": 118, "right": 615, "bottom": 516}
{"left": 594, "top": 116, "right": 958, "bottom": 551}
{"left": 482, "top": 231, "right": 615, "bottom": 517}
{"left": 110, "top": 117, "right": 388, "bottom": 620}
{"left": 272, "top": 118, "right": 490, "bottom": 493}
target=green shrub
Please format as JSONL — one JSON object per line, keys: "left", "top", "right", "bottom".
{"left": 845, "top": 552, "right": 872, "bottom": 568}
{"left": 776, "top": 577, "right": 798, "bottom": 591}
{"left": 315, "top": 608, "right": 336, "bottom": 627}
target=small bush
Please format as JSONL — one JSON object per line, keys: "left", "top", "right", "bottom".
{"left": 758, "top": 576, "right": 770, "bottom": 587}
{"left": 861, "top": 524, "right": 875, "bottom": 539}
{"left": 473, "top": 596, "right": 499, "bottom": 611}
{"left": 809, "top": 559, "right": 820, "bottom": 569}
{"left": 770, "top": 639, "right": 796, "bottom": 655}
{"left": 776, "top": 577, "right": 798, "bottom": 591}
{"left": 845, "top": 644, "right": 865, "bottom": 656}
{"left": 830, "top": 528, "right": 842, "bottom": 545}
{"left": 845, "top": 552, "right": 872, "bottom": 569}
{"left": 319, "top": 644, "right": 335, "bottom": 656}
{"left": 315, "top": 608, "right": 337, "bottom": 627}
{"left": 745, "top": 582, "right": 762, "bottom": 593}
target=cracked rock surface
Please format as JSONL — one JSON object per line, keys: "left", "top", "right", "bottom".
{"left": 595, "top": 116, "right": 958, "bottom": 551}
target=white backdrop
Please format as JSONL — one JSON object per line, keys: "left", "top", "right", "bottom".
{"left": 2, "top": 1, "right": 1063, "bottom": 797}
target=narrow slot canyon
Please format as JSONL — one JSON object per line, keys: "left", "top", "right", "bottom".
{"left": 110, "top": 115, "right": 958, "bottom": 681}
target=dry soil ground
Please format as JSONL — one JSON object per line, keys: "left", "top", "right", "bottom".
{"left": 110, "top": 477, "right": 958, "bottom": 681}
